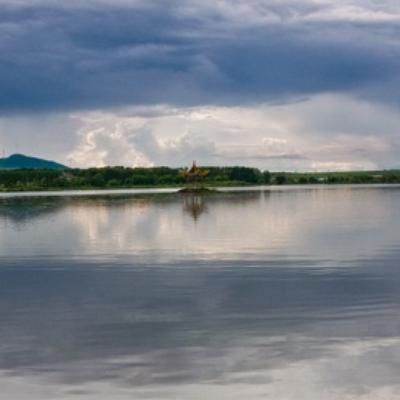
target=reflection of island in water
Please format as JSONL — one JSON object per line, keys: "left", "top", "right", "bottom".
{"left": 182, "top": 194, "right": 208, "bottom": 221}
{"left": 181, "top": 190, "right": 268, "bottom": 221}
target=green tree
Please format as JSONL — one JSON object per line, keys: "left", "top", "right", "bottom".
{"left": 263, "top": 170, "right": 271, "bottom": 184}
{"left": 275, "top": 174, "right": 287, "bottom": 185}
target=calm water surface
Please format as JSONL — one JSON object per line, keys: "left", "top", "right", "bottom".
{"left": 1, "top": 185, "right": 400, "bottom": 399}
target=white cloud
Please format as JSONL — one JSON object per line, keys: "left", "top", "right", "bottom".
{"left": 67, "top": 111, "right": 152, "bottom": 167}
{"left": 176, "top": 0, "right": 400, "bottom": 26}
{"left": 65, "top": 94, "right": 400, "bottom": 171}
{"left": 0, "top": 94, "right": 396, "bottom": 172}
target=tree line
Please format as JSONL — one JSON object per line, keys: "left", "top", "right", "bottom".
{"left": 0, "top": 166, "right": 399, "bottom": 191}
{"left": 0, "top": 166, "right": 269, "bottom": 191}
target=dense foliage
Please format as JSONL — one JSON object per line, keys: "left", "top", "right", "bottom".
{"left": 271, "top": 171, "right": 400, "bottom": 185}
{"left": 0, "top": 166, "right": 399, "bottom": 191}
{"left": 0, "top": 166, "right": 267, "bottom": 191}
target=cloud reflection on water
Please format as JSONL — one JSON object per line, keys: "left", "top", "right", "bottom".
{"left": 0, "top": 186, "right": 399, "bottom": 263}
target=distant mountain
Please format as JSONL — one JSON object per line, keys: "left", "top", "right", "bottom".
{"left": 0, "top": 154, "right": 67, "bottom": 170}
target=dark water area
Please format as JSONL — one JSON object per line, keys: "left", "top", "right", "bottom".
{"left": 1, "top": 186, "right": 400, "bottom": 399}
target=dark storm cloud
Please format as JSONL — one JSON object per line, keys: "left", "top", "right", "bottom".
{"left": 0, "top": 0, "right": 399, "bottom": 113}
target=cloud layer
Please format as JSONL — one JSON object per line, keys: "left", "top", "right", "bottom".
{"left": 1, "top": 0, "right": 400, "bottom": 169}
{"left": 1, "top": 0, "right": 400, "bottom": 112}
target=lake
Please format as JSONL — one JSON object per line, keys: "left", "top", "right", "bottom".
{"left": 1, "top": 185, "right": 400, "bottom": 399}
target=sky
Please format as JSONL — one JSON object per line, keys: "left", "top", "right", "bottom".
{"left": 1, "top": 0, "right": 400, "bottom": 171}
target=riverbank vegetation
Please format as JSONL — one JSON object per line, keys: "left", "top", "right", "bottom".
{"left": 0, "top": 166, "right": 400, "bottom": 191}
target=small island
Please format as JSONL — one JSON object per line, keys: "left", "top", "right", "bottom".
{"left": 178, "top": 161, "right": 217, "bottom": 194}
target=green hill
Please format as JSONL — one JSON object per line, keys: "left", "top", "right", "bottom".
{"left": 0, "top": 154, "right": 67, "bottom": 170}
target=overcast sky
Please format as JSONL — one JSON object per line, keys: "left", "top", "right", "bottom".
{"left": 1, "top": 0, "right": 400, "bottom": 170}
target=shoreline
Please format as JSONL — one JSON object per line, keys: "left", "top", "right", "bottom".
{"left": 1, "top": 183, "right": 400, "bottom": 198}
